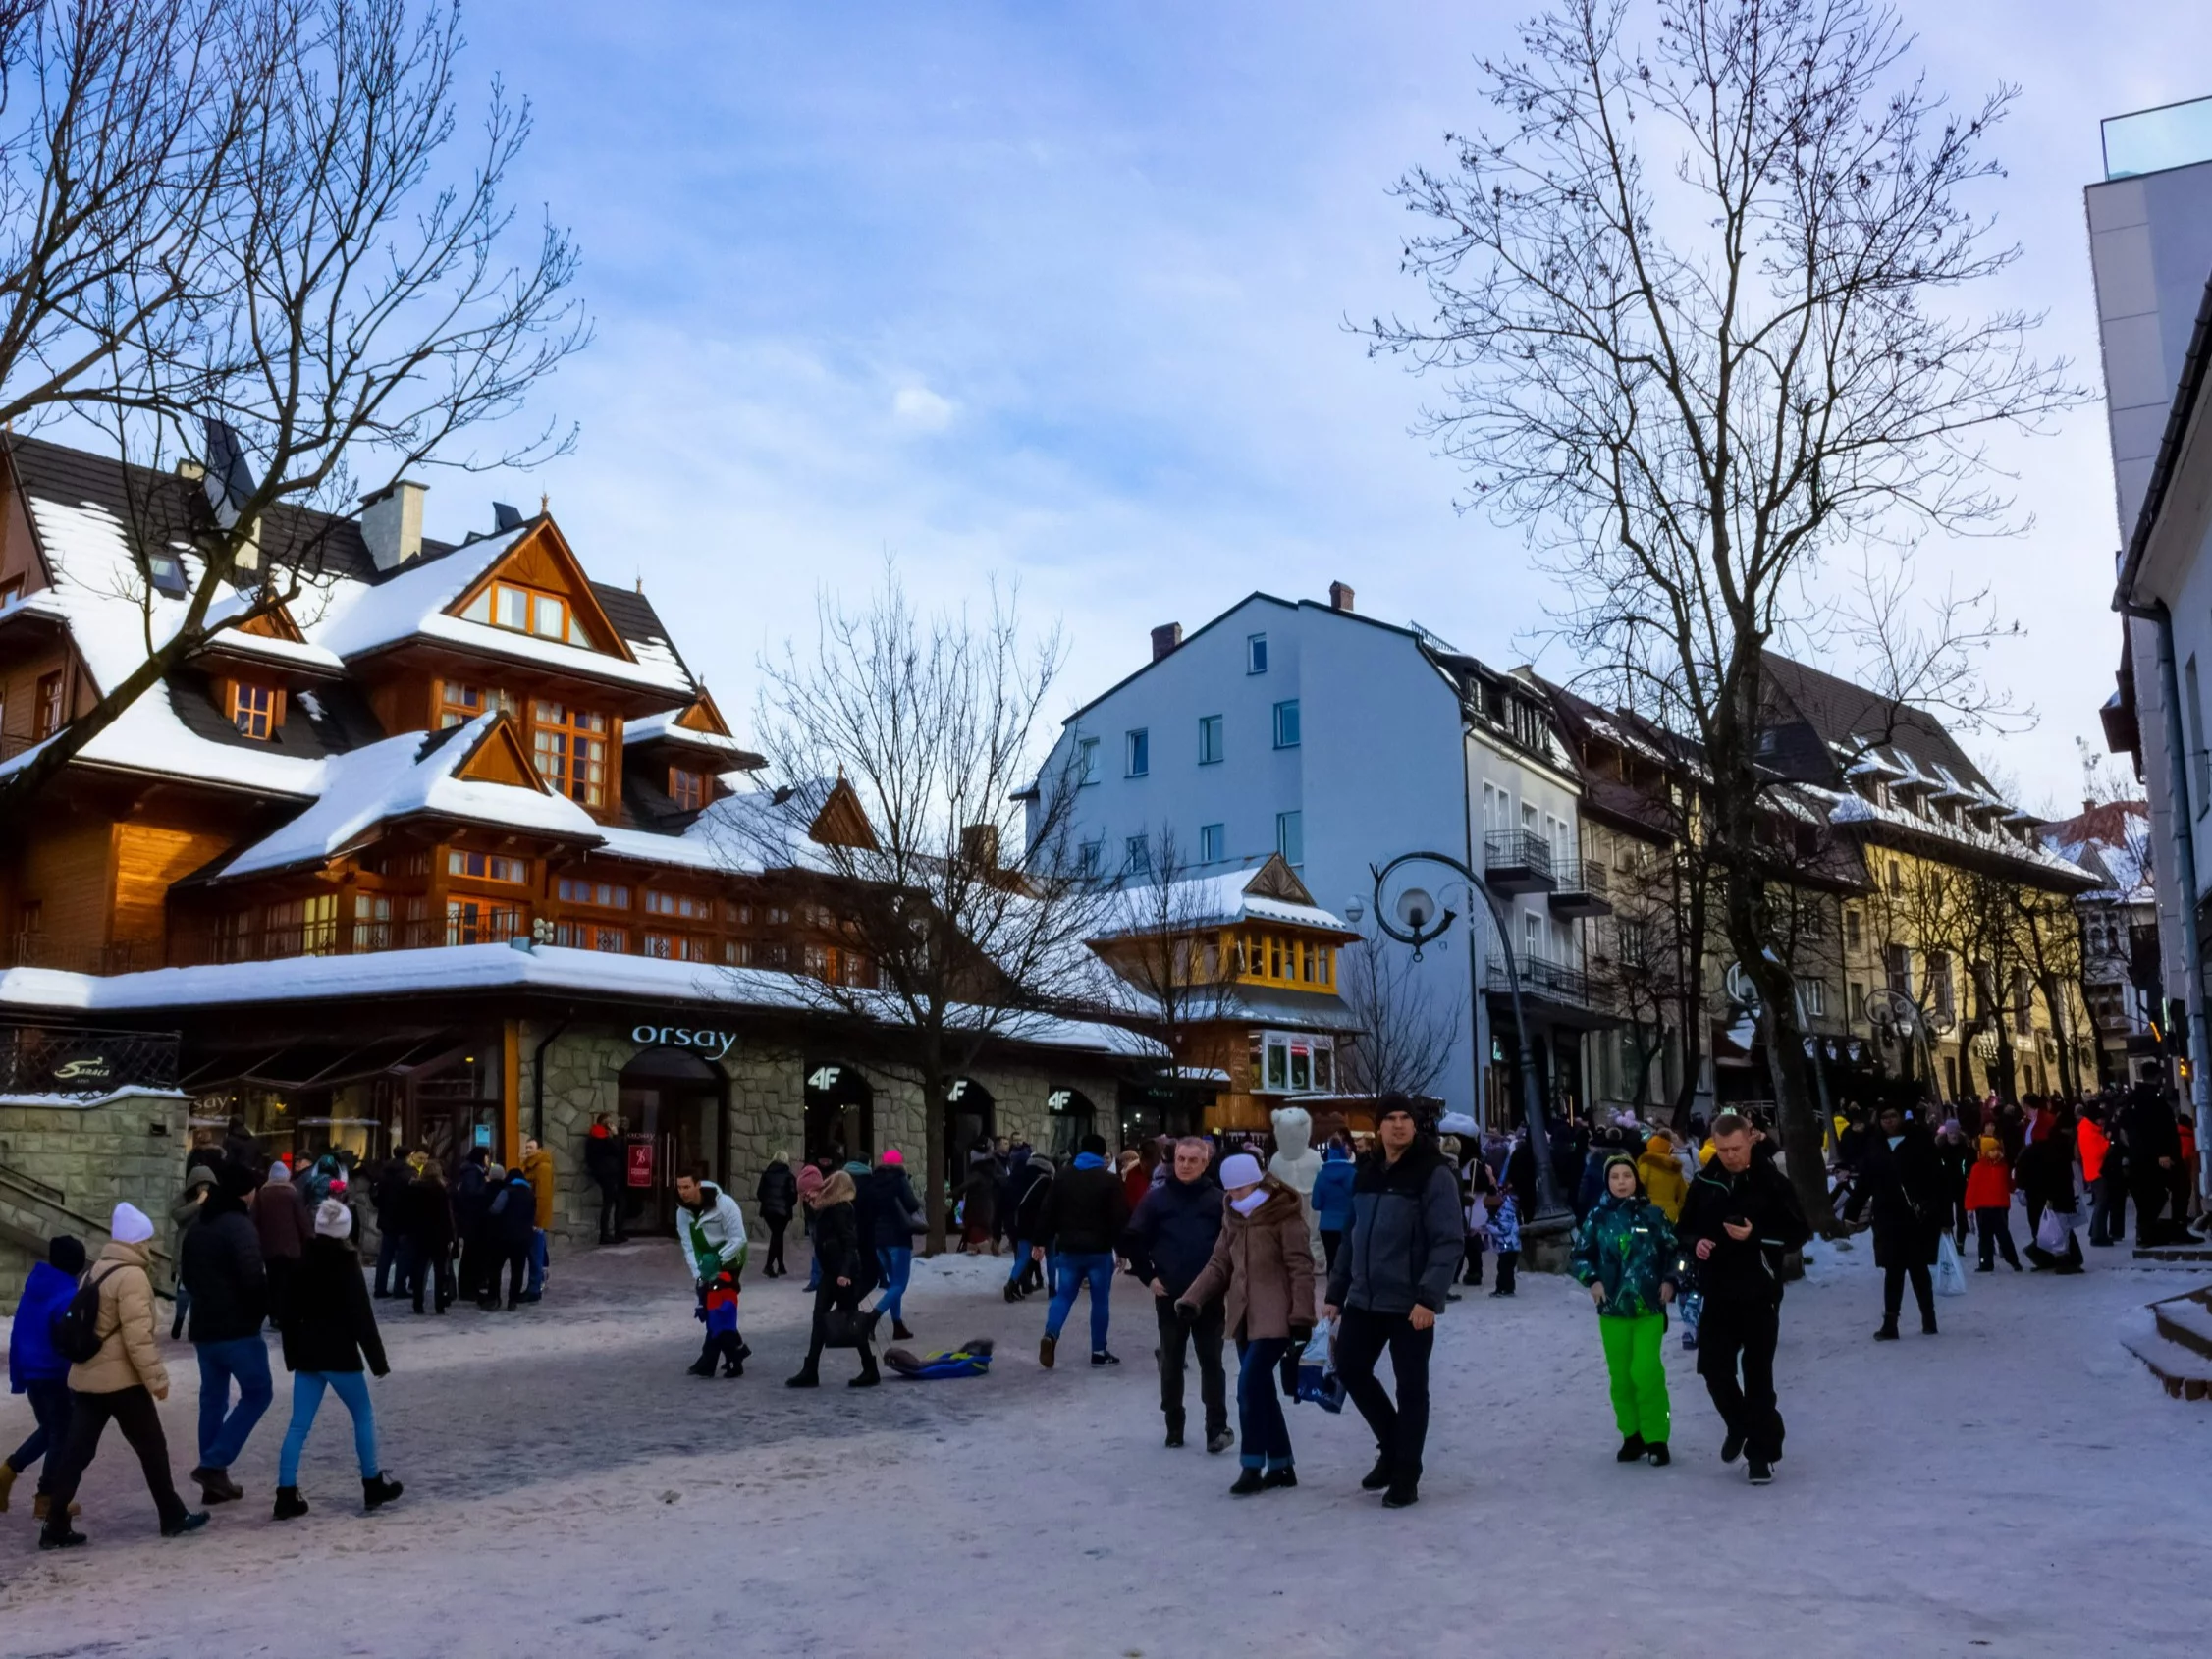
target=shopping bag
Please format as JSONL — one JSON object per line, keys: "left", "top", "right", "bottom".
{"left": 1932, "top": 1232, "right": 1968, "bottom": 1298}
{"left": 2035, "top": 1205, "right": 2074, "bottom": 1256}
{"left": 1294, "top": 1317, "right": 1345, "bottom": 1413}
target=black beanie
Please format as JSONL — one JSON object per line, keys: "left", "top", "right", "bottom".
{"left": 49, "top": 1234, "right": 86, "bottom": 1274}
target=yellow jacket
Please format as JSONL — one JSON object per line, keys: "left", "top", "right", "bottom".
{"left": 1637, "top": 1147, "right": 1689, "bottom": 1220}
{"left": 520, "top": 1147, "right": 556, "bottom": 1228}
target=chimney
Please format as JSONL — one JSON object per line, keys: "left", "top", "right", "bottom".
{"left": 360, "top": 479, "right": 427, "bottom": 571}
{"left": 1328, "top": 580, "right": 1355, "bottom": 613}
{"left": 960, "top": 823, "right": 1000, "bottom": 869}
{"left": 1151, "top": 622, "right": 1182, "bottom": 662}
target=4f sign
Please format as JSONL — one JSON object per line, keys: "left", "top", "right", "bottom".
{"left": 632, "top": 1024, "right": 738, "bottom": 1062}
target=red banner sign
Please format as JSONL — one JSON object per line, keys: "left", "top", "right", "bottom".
{"left": 626, "top": 1136, "right": 654, "bottom": 1189}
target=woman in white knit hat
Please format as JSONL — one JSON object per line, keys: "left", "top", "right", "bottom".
{"left": 38, "top": 1204, "right": 209, "bottom": 1549}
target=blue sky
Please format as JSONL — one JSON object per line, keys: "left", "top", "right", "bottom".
{"left": 443, "top": 0, "right": 2206, "bottom": 812}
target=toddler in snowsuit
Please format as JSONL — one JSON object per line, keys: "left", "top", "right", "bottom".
{"left": 1569, "top": 1153, "right": 1681, "bottom": 1467}
{"left": 693, "top": 1270, "right": 745, "bottom": 1378}
{"left": 1484, "top": 1189, "right": 1520, "bottom": 1296}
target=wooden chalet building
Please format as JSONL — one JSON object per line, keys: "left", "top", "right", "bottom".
{"left": 0, "top": 437, "right": 1151, "bottom": 1247}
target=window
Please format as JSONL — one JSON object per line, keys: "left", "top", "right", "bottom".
{"left": 1616, "top": 920, "right": 1649, "bottom": 967}
{"left": 644, "top": 890, "right": 713, "bottom": 920}
{"left": 669, "top": 767, "right": 707, "bottom": 811}
{"left": 1887, "top": 860, "right": 1902, "bottom": 893}
{"left": 34, "top": 670, "right": 64, "bottom": 738}
{"left": 1077, "top": 839, "right": 1103, "bottom": 878}
{"left": 1247, "top": 633, "right": 1268, "bottom": 673}
{"left": 2013, "top": 968, "right": 2033, "bottom": 1036}
{"left": 727, "top": 900, "right": 753, "bottom": 925}
{"left": 1125, "top": 728, "right": 1149, "bottom": 776}
{"left": 1524, "top": 910, "right": 1543, "bottom": 964}
{"left": 1077, "top": 735, "right": 1100, "bottom": 784}
{"left": 531, "top": 700, "right": 608, "bottom": 806}
{"left": 1799, "top": 978, "right": 1826, "bottom": 1017}
{"left": 1124, "top": 834, "right": 1152, "bottom": 875}
{"left": 559, "top": 878, "right": 631, "bottom": 909}
{"left": 644, "top": 932, "right": 712, "bottom": 962}
{"left": 265, "top": 894, "right": 337, "bottom": 957}
{"left": 555, "top": 921, "right": 627, "bottom": 952}
{"left": 1198, "top": 822, "right": 1225, "bottom": 864}
{"left": 1199, "top": 715, "right": 1223, "bottom": 765}
{"left": 1272, "top": 699, "right": 1301, "bottom": 748}
{"left": 1885, "top": 944, "right": 1912, "bottom": 996}
{"left": 1850, "top": 981, "right": 1866, "bottom": 1021}
{"left": 1482, "top": 780, "right": 1509, "bottom": 835}
{"left": 229, "top": 682, "right": 277, "bottom": 740}
{"left": 1927, "top": 949, "right": 1954, "bottom": 1017}
{"left": 447, "top": 850, "right": 528, "bottom": 883}
{"left": 446, "top": 898, "right": 523, "bottom": 945}
{"left": 463, "top": 579, "right": 573, "bottom": 643}
{"left": 351, "top": 892, "right": 391, "bottom": 953}
{"left": 439, "top": 682, "right": 518, "bottom": 729}
{"left": 1521, "top": 800, "right": 1539, "bottom": 835}
{"left": 1799, "top": 904, "right": 1824, "bottom": 940}
{"left": 0, "top": 574, "right": 22, "bottom": 605}
{"left": 1275, "top": 809, "right": 1303, "bottom": 867}
{"left": 1844, "top": 908, "right": 1862, "bottom": 952}
{"left": 143, "top": 550, "right": 188, "bottom": 598}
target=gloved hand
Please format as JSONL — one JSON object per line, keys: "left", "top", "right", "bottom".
{"left": 1174, "top": 1301, "right": 1198, "bottom": 1325}
{"left": 1288, "top": 1323, "right": 1314, "bottom": 1346}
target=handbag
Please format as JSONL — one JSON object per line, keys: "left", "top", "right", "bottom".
{"left": 818, "top": 1305, "right": 878, "bottom": 1349}
{"left": 1932, "top": 1232, "right": 1969, "bottom": 1298}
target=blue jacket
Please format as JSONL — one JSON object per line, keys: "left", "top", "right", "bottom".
{"left": 1123, "top": 1173, "right": 1223, "bottom": 1301}
{"left": 8, "top": 1260, "right": 76, "bottom": 1390}
{"left": 1311, "top": 1154, "right": 1356, "bottom": 1231}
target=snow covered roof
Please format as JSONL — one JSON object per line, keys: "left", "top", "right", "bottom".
{"left": 622, "top": 710, "right": 762, "bottom": 764}
{"left": 1093, "top": 857, "right": 1354, "bottom": 939}
{"left": 0, "top": 945, "right": 1165, "bottom": 1060}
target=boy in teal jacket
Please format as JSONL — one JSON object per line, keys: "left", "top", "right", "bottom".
{"left": 1570, "top": 1154, "right": 1681, "bottom": 1466}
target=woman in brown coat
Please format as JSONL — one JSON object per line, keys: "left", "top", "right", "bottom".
{"left": 39, "top": 1204, "right": 208, "bottom": 1548}
{"left": 1177, "top": 1153, "right": 1315, "bottom": 1496}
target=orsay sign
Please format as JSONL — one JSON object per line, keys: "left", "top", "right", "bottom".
{"left": 630, "top": 1023, "right": 740, "bottom": 1061}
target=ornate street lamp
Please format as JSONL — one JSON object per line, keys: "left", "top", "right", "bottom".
{"left": 1358, "top": 849, "right": 1573, "bottom": 1227}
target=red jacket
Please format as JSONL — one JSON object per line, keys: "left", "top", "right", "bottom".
{"left": 1963, "top": 1145, "right": 2013, "bottom": 1211}
{"left": 2077, "top": 1118, "right": 2112, "bottom": 1185}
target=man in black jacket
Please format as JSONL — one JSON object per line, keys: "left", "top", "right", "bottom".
{"left": 1034, "top": 1133, "right": 1129, "bottom": 1368}
{"left": 179, "top": 1165, "right": 270, "bottom": 1506}
{"left": 2123, "top": 1085, "right": 2183, "bottom": 1246}
{"left": 1843, "top": 1106, "right": 1948, "bottom": 1340}
{"left": 1678, "top": 1113, "right": 1811, "bottom": 1486}
{"left": 1125, "top": 1137, "right": 1229, "bottom": 1452}
{"left": 1323, "top": 1099, "right": 1464, "bottom": 1509}
{"left": 584, "top": 1117, "right": 627, "bottom": 1245}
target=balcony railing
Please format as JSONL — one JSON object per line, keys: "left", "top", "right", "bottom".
{"left": 1486, "top": 954, "right": 1598, "bottom": 1007}
{"left": 1546, "top": 857, "right": 1612, "bottom": 917}
{"left": 1, "top": 1024, "right": 180, "bottom": 1096}
{"left": 1483, "top": 830, "right": 1557, "bottom": 895}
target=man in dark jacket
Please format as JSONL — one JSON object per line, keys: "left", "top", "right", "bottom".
{"left": 179, "top": 1165, "right": 271, "bottom": 1506}
{"left": 2123, "top": 1085, "right": 2183, "bottom": 1246}
{"left": 1002, "top": 1151, "right": 1051, "bottom": 1298}
{"left": 585, "top": 1118, "right": 628, "bottom": 1245}
{"left": 1324, "top": 1098, "right": 1464, "bottom": 1509}
{"left": 1035, "top": 1133, "right": 1129, "bottom": 1368}
{"left": 370, "top": 1153, "right": 413, "bottom": 1298}
{"left": 482, "top": 1168, "right": 538, "bottom": 1311}
{"left": 452, "top": 1150, "right": 493, "bottom": 1305}
{"left": 1843, "top": 1106, "right": 1948, "bottom": 1340}
{"left": 1679, "top": 1113, "right": 1811, "bottom": 1485}
{"left": 1124, "top": 1137, "right": 1229, "bottom": 1452}
{"left": 756, "top": 1152, "right": 798, "bottom": 1276}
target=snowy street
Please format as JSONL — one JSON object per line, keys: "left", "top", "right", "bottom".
{"left": 3, "top": 1240, "right": 2208, "bottom": 1658}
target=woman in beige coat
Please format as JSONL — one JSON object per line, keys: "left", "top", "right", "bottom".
{"left": 39, "top": 1204, "right": 208, "bottom": 1549}
{"left": 1176, "top": 1153, "right": 1315, "bottom": 1496}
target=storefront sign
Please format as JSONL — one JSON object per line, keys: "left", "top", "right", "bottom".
{"left": 629, "top": 1023, "right": 739, "bottom": 1061}
{"left": 626, "top": 1135, "right": 655, "bottom": 1188}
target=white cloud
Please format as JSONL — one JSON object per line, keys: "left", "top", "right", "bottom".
{"left": 891, "top": 383, "right": 956, "bottom": 433}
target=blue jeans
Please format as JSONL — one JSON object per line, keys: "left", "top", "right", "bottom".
{"left": 526, "top": 1228, "right": 548, "bottom": 1296}
{"left": 373, "top": 1224, "right": 403, "bottom": 1295}
{"left": 1236, "top": 1338, "right": 1293, "bottom": 1471}
{"left": 1045, "top": 1252, "right": 1115, "bottom": 1352}
{"left": 195, "top": 1335, "right": 275, "bottom": 1469}
{"left": 5, "top": 1377, "right": 71, "bottom": 1490}
{"left": 875, "top": 1246, "right": 913, "bottom": 1321}
{"left": 278, "top": 1371, "right": 379, "bottom": 1485}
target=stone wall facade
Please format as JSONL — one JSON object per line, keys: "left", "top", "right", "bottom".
{"left": 0, "top": 1089, "right": 189, "bottom": 1311}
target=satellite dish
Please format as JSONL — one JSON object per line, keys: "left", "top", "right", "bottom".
{"left": 1396, "top": 887, "right": 1436, "bottom": 932}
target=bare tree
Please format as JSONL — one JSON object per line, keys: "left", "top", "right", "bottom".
{"left": 1092, "top": 826, "right": 1244, "bottom": 1089}
{"left": 1336, "top": 927, "right": 1455, "bottom": 1102}
{"left": 1367, "top": 0, "right": 2079, "bottom": 1224}
{"left": 1, "top": 0, "right": 587, "bottom": 807}
{"left": 748, "top": 570, "right": 1108, "bottom": 1254}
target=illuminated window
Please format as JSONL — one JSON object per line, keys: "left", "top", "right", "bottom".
{"left": 644, "top": 890, "right": 713, "bottom": 920}
{"left": 462, "top": 580, "right": 572, "bottom": 642}
{"left": 669, "top": 767, "right": 706, "bottom": 811}
{"left": 447, "top": 850, "right": 528, "bottom": 883}
{"left": 230, "top": 682, "right": 277, "bottom": 740}
{"left": 644, "top": 932, "right": 711, "bottom": 962}
{"left": 446, "top": 898, "right": 523, "bottom": 945}
{"left": 352, "top": 892, "right": 391, "bottom": 952}
{"left": 554, "top": 921, "right": 627, "bottom": 952}
{"left": 265, "top": 894, "right": 337, "bottom": 956}
{"left": 531, "top": 700, "right": 608, "bottom": 806}
{"left": 439, "top": 681, "right": 518, "bottom": 729}
{"left": 557, "top": 877, "right": 630, "bottom": 909}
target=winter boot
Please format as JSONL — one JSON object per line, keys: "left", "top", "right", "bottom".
{"left": 1228, "top": 1468, "right": 1267, "bottom": 1497}
{"left": 1872, "top": 1323, "right": 1900, "bottom": 1341}
{"left": 1207, "top": 1430, "right": 1235, "bottom": 1455}
{"left": 39, "top": 1524, "right": 88, "bottom": 1549}
{"left": 190, "top": 1466, "right": 243, "bottom": 1504}
{"left": 1360, "top": 1452, "right": 1394, "bottom": 1491}
{"left": 893, "top": 1320, "right": 916, "bottom": 1342}
{"left": 0, "top": 1462, "right": 13, "bottom": 1511}
{"left": 1380, "top": 1482, "right": 1419, "bottom": 1508}
{"left": 273, "top": 1486, "right": 310, "bottom": 1521}
{"left": 160, "top": 1511, "right": 211, "bottom": 1537}
{"left": 1038, "top": 1334, "right": 1056, "bottom": 1368}
{"left": 1091, "top": 1350, "right": 1120, "bottom": 1366}
{"left": 1002, "top": 1281, "right": 1022, "bottom": 1304}
{"left": 1920, "top": 1315, "right": 1939, "bottom": 1336}
{"left": 362, "top": 1473, "right": 405, "bottom": 1511}
{"left": 1747, "top": 1457, "right": 1773, "bottom": 1485}
{"left": 1646, "top": 1442, "right": 1671, "bottom": 1467}
{"left": 1615, "top": 1434, "right": 1646, "bottom": 1464}
{"left": 1262, "top": 1466, "right": 1297, "bottom": 1490}
{"left": 785, "top": 1369, "right": 820, "bottom": 1388}
{"left": 686, "top": 1356, "right": 719, "bottom": 1377}
{"left": 1164, "top": 1414, "right": 1185, "bottom": 1449}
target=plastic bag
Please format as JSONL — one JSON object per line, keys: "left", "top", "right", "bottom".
{"left": 1932, "top": 1232, "right": 1968, "bottom": 1297}
{"left": 2035, "top": 1205, "right": 2074, "bottom": 1256}
{"left": 1294, "top": 1317, "right": 1345, "bottom": 1413}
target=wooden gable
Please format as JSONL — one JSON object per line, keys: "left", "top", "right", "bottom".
{"left": 675, "top": 687, "right": 732, "bottom": 737}
{"left": 455, "top": 716, "right": 547, "bottom": 791}
{"left": 807, "top": 776, "right": 878, "bottom": 850}
{"left": 234, "top": 601, "right": 306, "bottom": 643}
{"left": 1245, "top": 853, "right": 1315, "bottom": 907}
{"left": 447, "top": 518, "right": 634, "bottom": 662}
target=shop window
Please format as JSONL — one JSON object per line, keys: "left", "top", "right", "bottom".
{"left": 462, "top": 579, "right": 572, "bottom": 642}
{"left": 439, "top": 681, "right": 518, "bottom": 729}
{"left": 448, "top": 850, "right": 528, "bottom": 883}
{"left": 351, "top": 892, "right": 391, "bottom": 953}
{"left": 554, "top": 921, "right": 627, "bottom": 952}
{"left": 557, "top": 877, "right": 630, "bottom": 908}
{"left": 669, "top": 766, "right": 707, "bottom": 811}
{"left": 34, "top": 669, "right": 64, "bottom": 737}
{"left": 645, "top": 890, "right": 713, "bottom": 920}
{"left": 446, "top": 898, "right": 523, "bottom": 945}
{"left": 531, "top": 700, "right": 608, "bottom": 806}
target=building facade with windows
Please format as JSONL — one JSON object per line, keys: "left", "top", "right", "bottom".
{"left": 1026, "top": 584, "right": 1610, "bottom": 1125}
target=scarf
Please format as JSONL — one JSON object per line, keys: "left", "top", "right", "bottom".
{"left": 1073, "top": 1152, "right": 1106, "bottom": 1171}
{"left": 1229, "top": 1188, "right": 1268, "bottom": 1216}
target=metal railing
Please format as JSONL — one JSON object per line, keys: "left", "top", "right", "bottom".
{"left": 1548, "top": 858, "right": 1610, "bottom": 900}
{"left": 1483, "top": 830, "right": 1556, "bottom": 878}
{"left": 0, "top": 1024, "right": 181, "bottom": 1096}
{"left": 1485, "top": 954, "right": 1597, "bottom": 1006}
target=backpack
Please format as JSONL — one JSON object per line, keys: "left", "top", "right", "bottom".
{"left": 53, "top": 1265, "right": 122, "bottom": 1365}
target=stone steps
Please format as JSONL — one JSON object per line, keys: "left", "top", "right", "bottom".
{"left": 2121, "top": 1289, "right": 2212, "bottom": 1401}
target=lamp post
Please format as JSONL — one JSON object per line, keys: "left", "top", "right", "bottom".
{"left": 1358, "top": 849, "right": 1572, "bottom": 1227}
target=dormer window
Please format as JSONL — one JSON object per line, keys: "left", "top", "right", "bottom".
{"left": 439, "top": 680, "right": 518, "bottom": 728}
{"left": 462, "top": 579, "right": 572, "bottom": 643}
{"left": 228, "top": 681, "right": 279, "bottom": 740}
{"left": 669, "top": 766, "right": 707, "bottom": 811}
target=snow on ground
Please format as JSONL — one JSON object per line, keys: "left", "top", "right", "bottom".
{"left": 3, "top": 1238, "right": 2209, "bottom": 1658}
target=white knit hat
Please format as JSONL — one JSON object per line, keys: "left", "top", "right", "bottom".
{"left": 313, "top": 1198, "right": 353, "bottom": 1240}
{"left": 1218, "top": 1153, "right": 1264, "bottom": 1190}
{"left": 109, "top": 1202, "right": 155, "bottom": 1245}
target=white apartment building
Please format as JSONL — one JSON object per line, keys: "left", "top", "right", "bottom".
{"left": 1026, "top": 584, "right": 1610, "bottom": 1126}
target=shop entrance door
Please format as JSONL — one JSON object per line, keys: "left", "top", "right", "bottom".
{"left": 616, "top": 1047, "right": 727, "bottom": 1235}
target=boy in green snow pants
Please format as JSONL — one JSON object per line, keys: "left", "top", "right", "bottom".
{"left": 1571, "top": 1154, "right": 1681, "bottom": 1467}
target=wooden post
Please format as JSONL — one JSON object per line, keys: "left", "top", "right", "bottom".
{"left": 502, "top": 1018, "right": 522, "bottom": 1162}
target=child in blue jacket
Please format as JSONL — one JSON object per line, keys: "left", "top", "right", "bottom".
{"left": 3, "top": 1235, "right": 85, "bottom": 1520}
